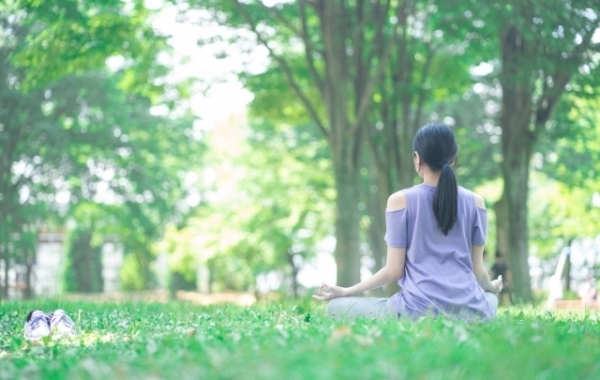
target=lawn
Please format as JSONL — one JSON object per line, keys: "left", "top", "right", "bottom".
{"left": 1, "top": 299, "right": 599, "bottom": 380}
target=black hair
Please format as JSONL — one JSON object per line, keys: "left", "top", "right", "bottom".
{"left": 412, "top": 123, "right": 458, "bottom": 235}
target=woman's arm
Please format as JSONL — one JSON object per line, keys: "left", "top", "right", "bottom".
{"left": 472, "top": 244, "right": 502, "bottom": 294}
{"left": 312, "top": 245, "right": 406, "bottom": 301}
{"left": 346, "top": 246, "right": 406, "bottom": 295}
{"left": 471, "top": 193, "right": 502, "bottom": 294}
{"left": 313, "top": 192, "right": 408, "bottom": 301}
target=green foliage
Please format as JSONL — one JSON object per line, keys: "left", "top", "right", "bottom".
{"left": 12, "top": 0, "right": 169, "bottom": 97}
{"left": 2, "top": 68, "right": 202, "bottom": 290}
{"left": 185, "top": 0, "right": 600, "bottom": 296}
{"left": 1, "top": 0, "right": 599, "bottom": 299}
{"left": 119, "top": 254, "right": 147, "bottom": 291}
{"left": 0, "top": 2, "right": 205, "bottom": 293}
{"left": 243, "top": 59, "right": 322, "bottom": 126}
{"left": 528, "top": 96, "right": 600, "bottom": 260}
{"left": 168, "top": 271, "right": 197, "bottom": 296}
{"left": 2, "top": 301, "right": 600, "bottom": 379}
{"left": 436, "top": 92, "right": 503, "bottom": 189}
{"left": 538, "top": 96, "right": 600, "bottom": 187}
{"left": 186, "top": 118, "right": 333, "bottom": 294}
{"left": 529, "top": 174, "right": 600, "bottom": 259}
{"left": 160, "top": 225, "right": 199, "bottom": 284}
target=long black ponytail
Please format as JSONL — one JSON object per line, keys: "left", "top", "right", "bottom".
{"left": 412, "top": 123, "right": 458, "bottom": 235}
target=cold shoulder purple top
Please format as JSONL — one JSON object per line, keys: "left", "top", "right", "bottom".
{"left": 385, "top": 184, "right": 495, "bottom": 320}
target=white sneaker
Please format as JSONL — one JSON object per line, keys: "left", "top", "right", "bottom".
{"left": 24, "top": 310, "right": 51, "bottom": 340}
{"left": 50, "top": 309, "right": 76, "bottom": 336}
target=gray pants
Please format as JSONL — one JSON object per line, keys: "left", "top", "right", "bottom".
{"left": 485, "top": 292, "right": 499, "bottom": 312}
{"left": 326, "top": 293, "right": 498, "bottom": 320}
{"left": 326, "top": 297, "right": 398, "bottom": 319}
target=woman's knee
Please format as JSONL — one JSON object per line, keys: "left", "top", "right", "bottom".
{"left": 326, "top": 298, "right": 345, "bottom": 316}
{"left": 485, "top": 292, "right": 499, "bottom": 313}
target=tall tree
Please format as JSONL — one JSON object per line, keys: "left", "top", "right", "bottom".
{"left": 0, "top": 1, "right": 202, "bottom": 295}
{"left": 186, "top": 0, "right": 405, "bottom": 286}
{"left": 491, "top": 0, "right": 600, "bottom": 301}
{"left": 238, "top": 2, "right": 495, "bottom": 280}
{"left": 529, "top": 96, "right": 600, "bottom": 274}
{"left": 449, "top": 0, "right": 600, "bottom": 301}
{"left": 360, "top": 2, "right": 493, "bottom": 275}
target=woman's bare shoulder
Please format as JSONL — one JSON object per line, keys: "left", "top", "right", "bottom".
{"left": 472, "top": 192, "right": 486, "bottom": 209}
{"left": 459, "top": 186, "right": 486, "bottom": 209}
{"left": 387, "top": 190, "right": 407, "bottom": 212}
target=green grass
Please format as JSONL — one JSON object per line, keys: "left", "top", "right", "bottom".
{"left": 1, "top": 299, "right": 599, "bottom": 380}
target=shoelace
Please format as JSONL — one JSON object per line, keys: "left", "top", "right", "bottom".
{"left": 27, "top": 314, "right": 47, "bottom": 333}
{"left": 54, "top": 314, "right": 74, "bottom": 330}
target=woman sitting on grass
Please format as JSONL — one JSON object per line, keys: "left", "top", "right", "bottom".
{"left": 313, "top": 123, "right": 503, "bottom": 320}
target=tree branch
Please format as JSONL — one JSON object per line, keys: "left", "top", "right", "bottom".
{"left": 534, "top": 72, "right": 571, "bottom": 129}
{"left": 298, "top": 0, "right": 324, "bottom": 95}
{"left": 231, "top": 0, "right": 329, "bottom": 139}
{"left": 353, "top": 0, "right": 366, "bottom": 112}
{"left": 394, "top": 0, "right": 413, "bottom": 131}
{"left": 257, "top": 1, "right": 323, "bottom": 55}
{"left": 364, "top": 0, "right": 392, "bottom": 78}
{"left": 350, "top": 0, "right": 396, "bottom": 135}
{"left": 534, "top": 21, "right": 599, "bottom": 131}
{"left": 412, "top": 43, "right": 436, "bottom": 133}
{"left": 0, "top": 123, "right": 24, "bottom": 194}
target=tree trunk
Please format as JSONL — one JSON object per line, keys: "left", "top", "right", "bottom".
{"left": 1, "top": 238, "right": 8, "bottom": 299}
{"left": 362, "top": 141, "right": 390, "bottom": 272}
{"left": 365, "top": 180, "right": 385, "bottom": 297}
{"left": 496, "top": 22, "right": 537, "bottom": 303}
{"left": 319, "top": 1, "right": 363, "bottom": 287}
{"left": 494, "top": 197, "right": 510, "bottom": 265}
{"left": 565, "top": 239, "right": 573, "bottom": 292}
{"left": 497, "top": 165, "right": 533, "bottom": 302}
{"left": 286, "top": 250, "right": 300, "bottom": 298}
{"left": 67, "top": 229, "right": 103, "bottom": 293}
{"left": 81, "top": 233, "right": 94, "bottom": 292}
{"left": 397, "top": 121, "right": 417, "bottom": 190}
{"left": 497, "top": 96, "right": 535, "bottom": 302}
{"left": 495, "top": 0, "right": 592, "bottom": 301}
{"left": 366, "top": 187, "right": 386, "bottom": 272}
{"left": 332, "top": 155, "right": 362, "bottom": 287}
{"left": 23, "top": 246, "right": 34, "bottom": 299}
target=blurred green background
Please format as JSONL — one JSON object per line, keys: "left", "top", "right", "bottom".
{"left": 1, "top": 0, "right": 599, "bottom": 305}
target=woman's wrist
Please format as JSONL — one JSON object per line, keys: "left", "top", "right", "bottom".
{"left": 343, "top": 286, "right": 353, "bottom": 297}
{"left": 489, "top": 283, "right": 501, "bottom": 294}
{"left": 481, "top": 282, "right": 497, "bottom": 294}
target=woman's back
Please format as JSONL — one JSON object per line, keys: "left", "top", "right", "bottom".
{"left": 316, "top": 123, "right": 500, "bottom": 321}
{"left": 385, "top": 184, "right": 494, "bottom": 320}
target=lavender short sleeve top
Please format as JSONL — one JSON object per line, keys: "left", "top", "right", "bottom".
{"left": 385, "top": 184, "right": 494, "bottom": 320}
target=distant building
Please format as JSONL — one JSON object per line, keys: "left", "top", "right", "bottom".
{"left": 35, "top": 230, "right": 66, "bottom": 296}
{"left": 101, "top": 239, "right": 123, "bottom": 293}
{"left": 0, "top": 229, "right": 123, "bottom": 299}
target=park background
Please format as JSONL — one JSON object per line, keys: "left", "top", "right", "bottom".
{"left": 1, "top": 0, "right": 600, "bottom": 306}
{"left": 3, "top": 1, "right": 600, "bottom": 379}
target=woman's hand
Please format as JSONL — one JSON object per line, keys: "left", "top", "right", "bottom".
{"left": 491, "top": 275, "right": 503, "bottom": 294}
{"left": 312, "top": 283, "right": 349, "bottom": 301}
